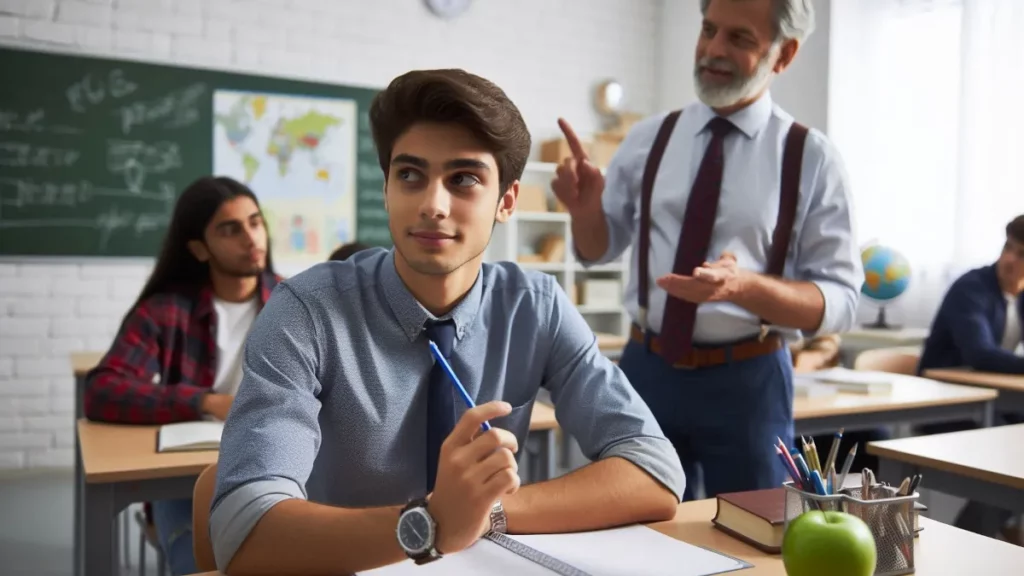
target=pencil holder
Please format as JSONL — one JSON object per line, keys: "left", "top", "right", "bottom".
{"left": 783, "top": 482, "right": 918, "bottom": 576}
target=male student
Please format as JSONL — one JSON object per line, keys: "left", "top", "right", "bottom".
{"left": 84, "top": 176, "right": 279, "bottom": 576}
{"left": 209, "top": 69, "right": 685, "bottom": 575}
{"left": 916, "top": 214, "right": 1024, "bottom": 540}
{"left": 552, "top": 0, "right": 862, "bottom": 499}
{"left": 328, "top": 241, "right": 371, "bottom": 261}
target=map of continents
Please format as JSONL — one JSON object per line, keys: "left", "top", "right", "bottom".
{"left": 213, "top": 89, "right": 357, "bottom": 265}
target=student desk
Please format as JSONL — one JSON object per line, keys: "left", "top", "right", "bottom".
{"left": 793, "top": 374, "right": 998, "bottom": 436}
{"left": 868, "top": 423, "right": 1024, "bottom": 520}
{"left": 185, "top": 497, "right": 1024, "bottom": 576}
{"left": 838, "top": 327, "right": 928, "bottom": 366}
{"left": 924, "top": 368, "right": 1024, "bottom": 415}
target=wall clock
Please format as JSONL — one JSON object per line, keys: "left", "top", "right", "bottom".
{"left": 424, "top": 0, "right": 472, "bottom": 19}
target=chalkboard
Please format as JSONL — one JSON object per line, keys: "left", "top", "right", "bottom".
{"left": 0, "top": 46, "right": 390, "bottom": 258}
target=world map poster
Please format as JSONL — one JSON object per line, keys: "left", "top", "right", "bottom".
{"left": 213, "top": 89, "right": 357, "bottom": 265}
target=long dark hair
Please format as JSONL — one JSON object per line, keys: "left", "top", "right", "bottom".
{"left": 123, "top": 176, "right": 275, "bottom": 324}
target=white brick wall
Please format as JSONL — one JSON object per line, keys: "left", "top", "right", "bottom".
{"left": 0, "top": 0, "right": 661, "bottom": 470}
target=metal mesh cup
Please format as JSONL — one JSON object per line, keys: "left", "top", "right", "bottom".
{"left": 783, "top": 482, "right": 918, "bottom": 576}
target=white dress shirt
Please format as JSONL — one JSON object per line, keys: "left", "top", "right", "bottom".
{"left": 582, "top": 92, "right": 864, "bottom": 344}
{"left": 1002, "top": 293, "right": 1022, "bottom": 353}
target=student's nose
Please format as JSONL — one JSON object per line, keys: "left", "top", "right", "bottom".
{"left": 419, "top": 178, "right": 451, "bottom": 220}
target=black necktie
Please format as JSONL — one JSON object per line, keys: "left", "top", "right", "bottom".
{"left": 424, "top": 319, "right": 457, "bottom": 493}
{"left": 660, "top": 117, "right": 735, "bottom": 363}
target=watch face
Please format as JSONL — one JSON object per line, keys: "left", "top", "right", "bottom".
{"left": 398, "top": 508, "right": 433, "bottom": 554}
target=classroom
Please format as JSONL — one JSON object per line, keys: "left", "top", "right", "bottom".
{"left": 1, "top": 0, "right": 1023, "bottom": 575}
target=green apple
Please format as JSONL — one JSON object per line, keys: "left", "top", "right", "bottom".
{"left": 782, "top": 510, "right": 877, "bottom": 576}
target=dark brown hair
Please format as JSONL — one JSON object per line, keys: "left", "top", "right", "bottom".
{"left": 1008, "top": 215, "right": 1024, "bottom": 244}
{"left": 369, "top": 69, "right": 531, "bottom": 194}
{"left": 328, "top": 242, "right": 371, "bottom": 261}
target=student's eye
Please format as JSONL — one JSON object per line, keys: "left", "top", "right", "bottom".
{"left": 397, "top": 168, "right": 422, "bottom": 182}
{"left": 449, "top": 173, "right": 480, "bottom": 187}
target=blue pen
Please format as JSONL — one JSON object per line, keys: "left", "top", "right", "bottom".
{"left": 428, "top": 341, "right": 491, "bottom": 431}
{"left": 810, "top": 470, "right": 828, "bottom": 496}
{"left": 792, "top": 450, "right": 813, "bottom": 487}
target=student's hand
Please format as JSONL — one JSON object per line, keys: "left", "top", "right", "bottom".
{"left": 551, "top": 118, "right": 605, "bottom": 218}
{"left": 200, "top": 393, "right": 234, "bottom": 421}
{"left": 429, "top": 401, "right": 520, "bottom": 555}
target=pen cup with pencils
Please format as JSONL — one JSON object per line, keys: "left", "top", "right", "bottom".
{"left": 783, "top": 482, "right": 918, "bottom": 576}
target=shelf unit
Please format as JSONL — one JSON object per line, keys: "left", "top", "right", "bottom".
{"left": 486, "top": 162, "right": 631, "bottom": 356}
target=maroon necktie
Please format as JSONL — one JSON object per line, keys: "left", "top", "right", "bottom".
{"left": 658, "top": 117, "right": 734, "bottom": 364}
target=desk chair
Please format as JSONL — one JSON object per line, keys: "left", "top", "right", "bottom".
{"left": 134, "top": 508, "right": 167, "bottom": 576}
{"left": 853, "top": 346, "right": 921, "bottom": 375}
{"left": 192, "top": 463, "right": 219, "bottom": 572}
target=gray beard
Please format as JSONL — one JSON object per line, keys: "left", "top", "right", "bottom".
{"left": 694, "top": 48, "right": 778, "bottom": 109}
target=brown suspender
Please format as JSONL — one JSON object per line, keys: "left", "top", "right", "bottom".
{"left": 637, "top": 111, "right": 808, "bottom": 339}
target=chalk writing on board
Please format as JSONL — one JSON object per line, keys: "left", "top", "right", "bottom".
{"left": 0, "top": 109, "right": 81, "bottom": 135}
{"left": 0, "top": 178, "right": 176, "bottom": 209}
{"left": 112, "top": 83, "right": 207, "bottom": 135}
{"left": 107, "top": 140, "right": 182, "bottom": 193}
{"left": 0, "top": 142, "right": 80, "bottom": 168}
{"left": 66, "top": 69, "right": 138, "bottom": 113}
{"left": 0, "top": 202, "right": 172, "bottom": 250}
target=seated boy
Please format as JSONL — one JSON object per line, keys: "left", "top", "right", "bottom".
{"left": 210, "top": 69, "right": 686, "bottom": 575}
{"left": 84, "top": 176, "right": 280, "bottom": 576}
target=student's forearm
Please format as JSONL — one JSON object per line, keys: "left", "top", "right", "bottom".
{"left": 731, "top": 273, "right": 825, "bottom": 332}
{"left": 502, "top": 457, "right": 677, "bottom": 534}
{"left": 227, "top": 499, "right": 405, "bottom": 576}
{"left": 571, "top": 208, "right": 610, "bottom": 263}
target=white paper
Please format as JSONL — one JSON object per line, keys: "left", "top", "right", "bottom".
{"left": 808, "top": 367, "right": 892, "bottom": 385}
{"left": 156, "top": 421, "right": 223, "bottom": 452}
{"left": 360, "top": 526, "right": 748, "bottom": 576}
{"left": 510, "top": 525, "right": 748, "bottom": 576}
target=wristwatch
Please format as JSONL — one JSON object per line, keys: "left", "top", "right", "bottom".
{"left": 489, "top": 500, "right": 508, "bottom": 534}
{"left": 396, "top": 498, "right": 443, "bottom": 564}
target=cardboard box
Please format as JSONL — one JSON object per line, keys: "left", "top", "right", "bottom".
{"left": 517, "top": 184, "right": 548, "bottom": 212}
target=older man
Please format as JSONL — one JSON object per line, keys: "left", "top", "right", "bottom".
{"left": 553, "top": 0, "right": 863, "bottom": 499}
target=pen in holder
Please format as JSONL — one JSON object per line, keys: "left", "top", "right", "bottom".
{"left": 783, "top": 482, "right": 918, "bottom": 576}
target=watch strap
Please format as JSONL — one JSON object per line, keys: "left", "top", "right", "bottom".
{"left": 489, "top": 500, "right": 508, "bottom": 534}
{"left": 398, "top": 498, "right": 443, "bottom": 564}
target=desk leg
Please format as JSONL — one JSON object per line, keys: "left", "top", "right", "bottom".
{"left": 982, "top": 400, "right": 995, "bottom": 427}
{"left": 83, "top": 482, "right": 117, "bottom": 576}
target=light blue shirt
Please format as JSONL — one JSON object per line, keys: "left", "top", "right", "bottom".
{"left": 209, "top": 248, "right": 686, "bottom": 571}
{"left": 585, "top": 92, "right": 864, "bottom": 343}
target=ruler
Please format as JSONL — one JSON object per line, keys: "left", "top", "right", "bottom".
{"left": 483, "top": 531, "right": 594, "bottom": 576}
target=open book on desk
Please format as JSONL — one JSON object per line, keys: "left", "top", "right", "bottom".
{"left": 361, "top": 525, "right": 751, "bottom": 576}
{"left": 802, "top": 367, "right": 894, "bottom": 395}
{"left": 156, "top": 421, "right": 223, "bottom": 453}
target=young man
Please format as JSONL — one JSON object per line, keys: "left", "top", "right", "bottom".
{"left": 210, "top": 69, "right": 685, "bottom": 575}
{"left": 84, "top": 176, "right": 279, "bottom": 576}
{"left": 916, "top": 214, "right": 1024, "bottom": 540}
{"left": 553, "top": 0, "right": 862, "bottom": 499}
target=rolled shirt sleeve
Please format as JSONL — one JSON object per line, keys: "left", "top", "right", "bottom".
{"left": 209, "top": 283, "right": 324, "bottom": 571}
{"left": 539, "top": 274, "right": 686, "bottom": 500}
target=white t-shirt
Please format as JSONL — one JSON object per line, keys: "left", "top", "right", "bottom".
{"left": 1001, "top": 293, "right": 1022, "bottom": 353}
{"left": 212, "top": 297, "right": 259, "bottom": 396}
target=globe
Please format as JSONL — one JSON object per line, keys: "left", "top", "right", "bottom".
{"left": 860, "top": 245, "right": 910, "bottom": 329}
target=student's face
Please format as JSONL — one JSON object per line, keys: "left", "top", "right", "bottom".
{"left": 384, "top": 122, "right": 516, "bottom": 277}
{"left": 190, "top": 195, "right": 268, "bottom": 277}
{"left": 694, "top": 0, "right": 794, "bottom": 109}
{"left": 997, "top": 236, "right": 1024, "bottom": 290}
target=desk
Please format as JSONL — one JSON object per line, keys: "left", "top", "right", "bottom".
{"left": 838, "top": 327, "right": 928, "bottom": 366}
{"left": 793, "top": 374, "right": 998, "bottom": 436}
{"left": 924, "top": 368, "right": 1024, "bottom": 415}
{"left": 186, "top": 497, "right": 1024, "bottom": 576}
{"left": 868, "top": 424, "right": 1024, "bottom": 520}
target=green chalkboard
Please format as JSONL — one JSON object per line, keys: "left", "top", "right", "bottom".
{"left": 0, "top": 46, "right": 390, "bottom": 258}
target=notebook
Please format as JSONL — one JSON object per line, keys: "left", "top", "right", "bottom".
{"left": 362, "top": 525, "right": 751, "bottom": 575}
{"left": 792, "top": 376, "right": 839, "bottom": 398}
{"left": 804, "top": 367, "right": 894, "bottom": 395}
{"left": 156, "top": 421, "right": 224, "bottom": 453}
{"left": 711, "top": 487, "right": 786, "bottom": 553}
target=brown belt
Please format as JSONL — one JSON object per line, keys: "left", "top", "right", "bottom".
{"left": 630, "top": 324, "right": 784, "bottom": 369}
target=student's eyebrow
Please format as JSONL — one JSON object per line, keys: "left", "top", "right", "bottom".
{"left": 392, "top": 154, "right": 428, "bottom": 168}
{"left": 392, "top": 154, "right": 490, "bottom": 172}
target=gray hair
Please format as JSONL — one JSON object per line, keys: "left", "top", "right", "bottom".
{"left": 699, "top": 0, "right": 816, "bottom": 42}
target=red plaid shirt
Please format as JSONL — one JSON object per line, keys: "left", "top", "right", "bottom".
{"left": 84, "top": 272, "right": 281, "bottom": 424}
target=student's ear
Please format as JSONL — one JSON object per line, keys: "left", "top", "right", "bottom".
{"left": 188, "top": 240, "right": 210, "bottom": 262}
{"left": 381, "top": 181, "right": 389, "bottom": 212}
{"left": 495, "top": 181, "right": 518, "bottom": 224}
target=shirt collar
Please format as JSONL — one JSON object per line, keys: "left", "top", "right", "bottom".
{"left": 379, "top": 248, "right": 484, "bottom": 343}
{"left": 692, "top": 90, "right": 774, "bottom": 139}
{"left": 197, "top": 270, "right": 280, "bottom": 319}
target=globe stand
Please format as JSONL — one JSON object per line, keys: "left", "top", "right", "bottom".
{"left": 863, "top": 306, "right": 901, "bottom": 330}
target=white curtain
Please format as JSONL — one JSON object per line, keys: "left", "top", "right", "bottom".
{"left": 829, "top": 0, "right": 1024, "bottom": 328}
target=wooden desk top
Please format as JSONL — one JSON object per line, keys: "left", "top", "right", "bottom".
{"left": 924, "top": 368, "right": 1024, "bottom": 393}
{"left": 186, "top": 498, "right": 1024, "bottom": 576}
{"left": 79, "top": 403, "right": 559, "bottom": 484}
{"left": 867, "top": 423, "right": 1024, "bottom": 491}
{"left": 793, "top": 374, "right": 998, "bottom": 420}
{"left": 71, "top": 351, "right": 103, "bottom": 377}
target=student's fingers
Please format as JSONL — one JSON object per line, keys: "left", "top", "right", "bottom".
{"left": 445, "top": 401, "right": 512, "bottom": 448}
{"left": 460, "top": 427, "right": 519, "bottom": 465}
{"left": 472, "top": 447, "right": 518, "bottom": 485}
{"left": 481, "top": 464, "right": 522, "bottom": 497}
{"left": 557, "top": 118, "right": 589, "bottom": 161}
